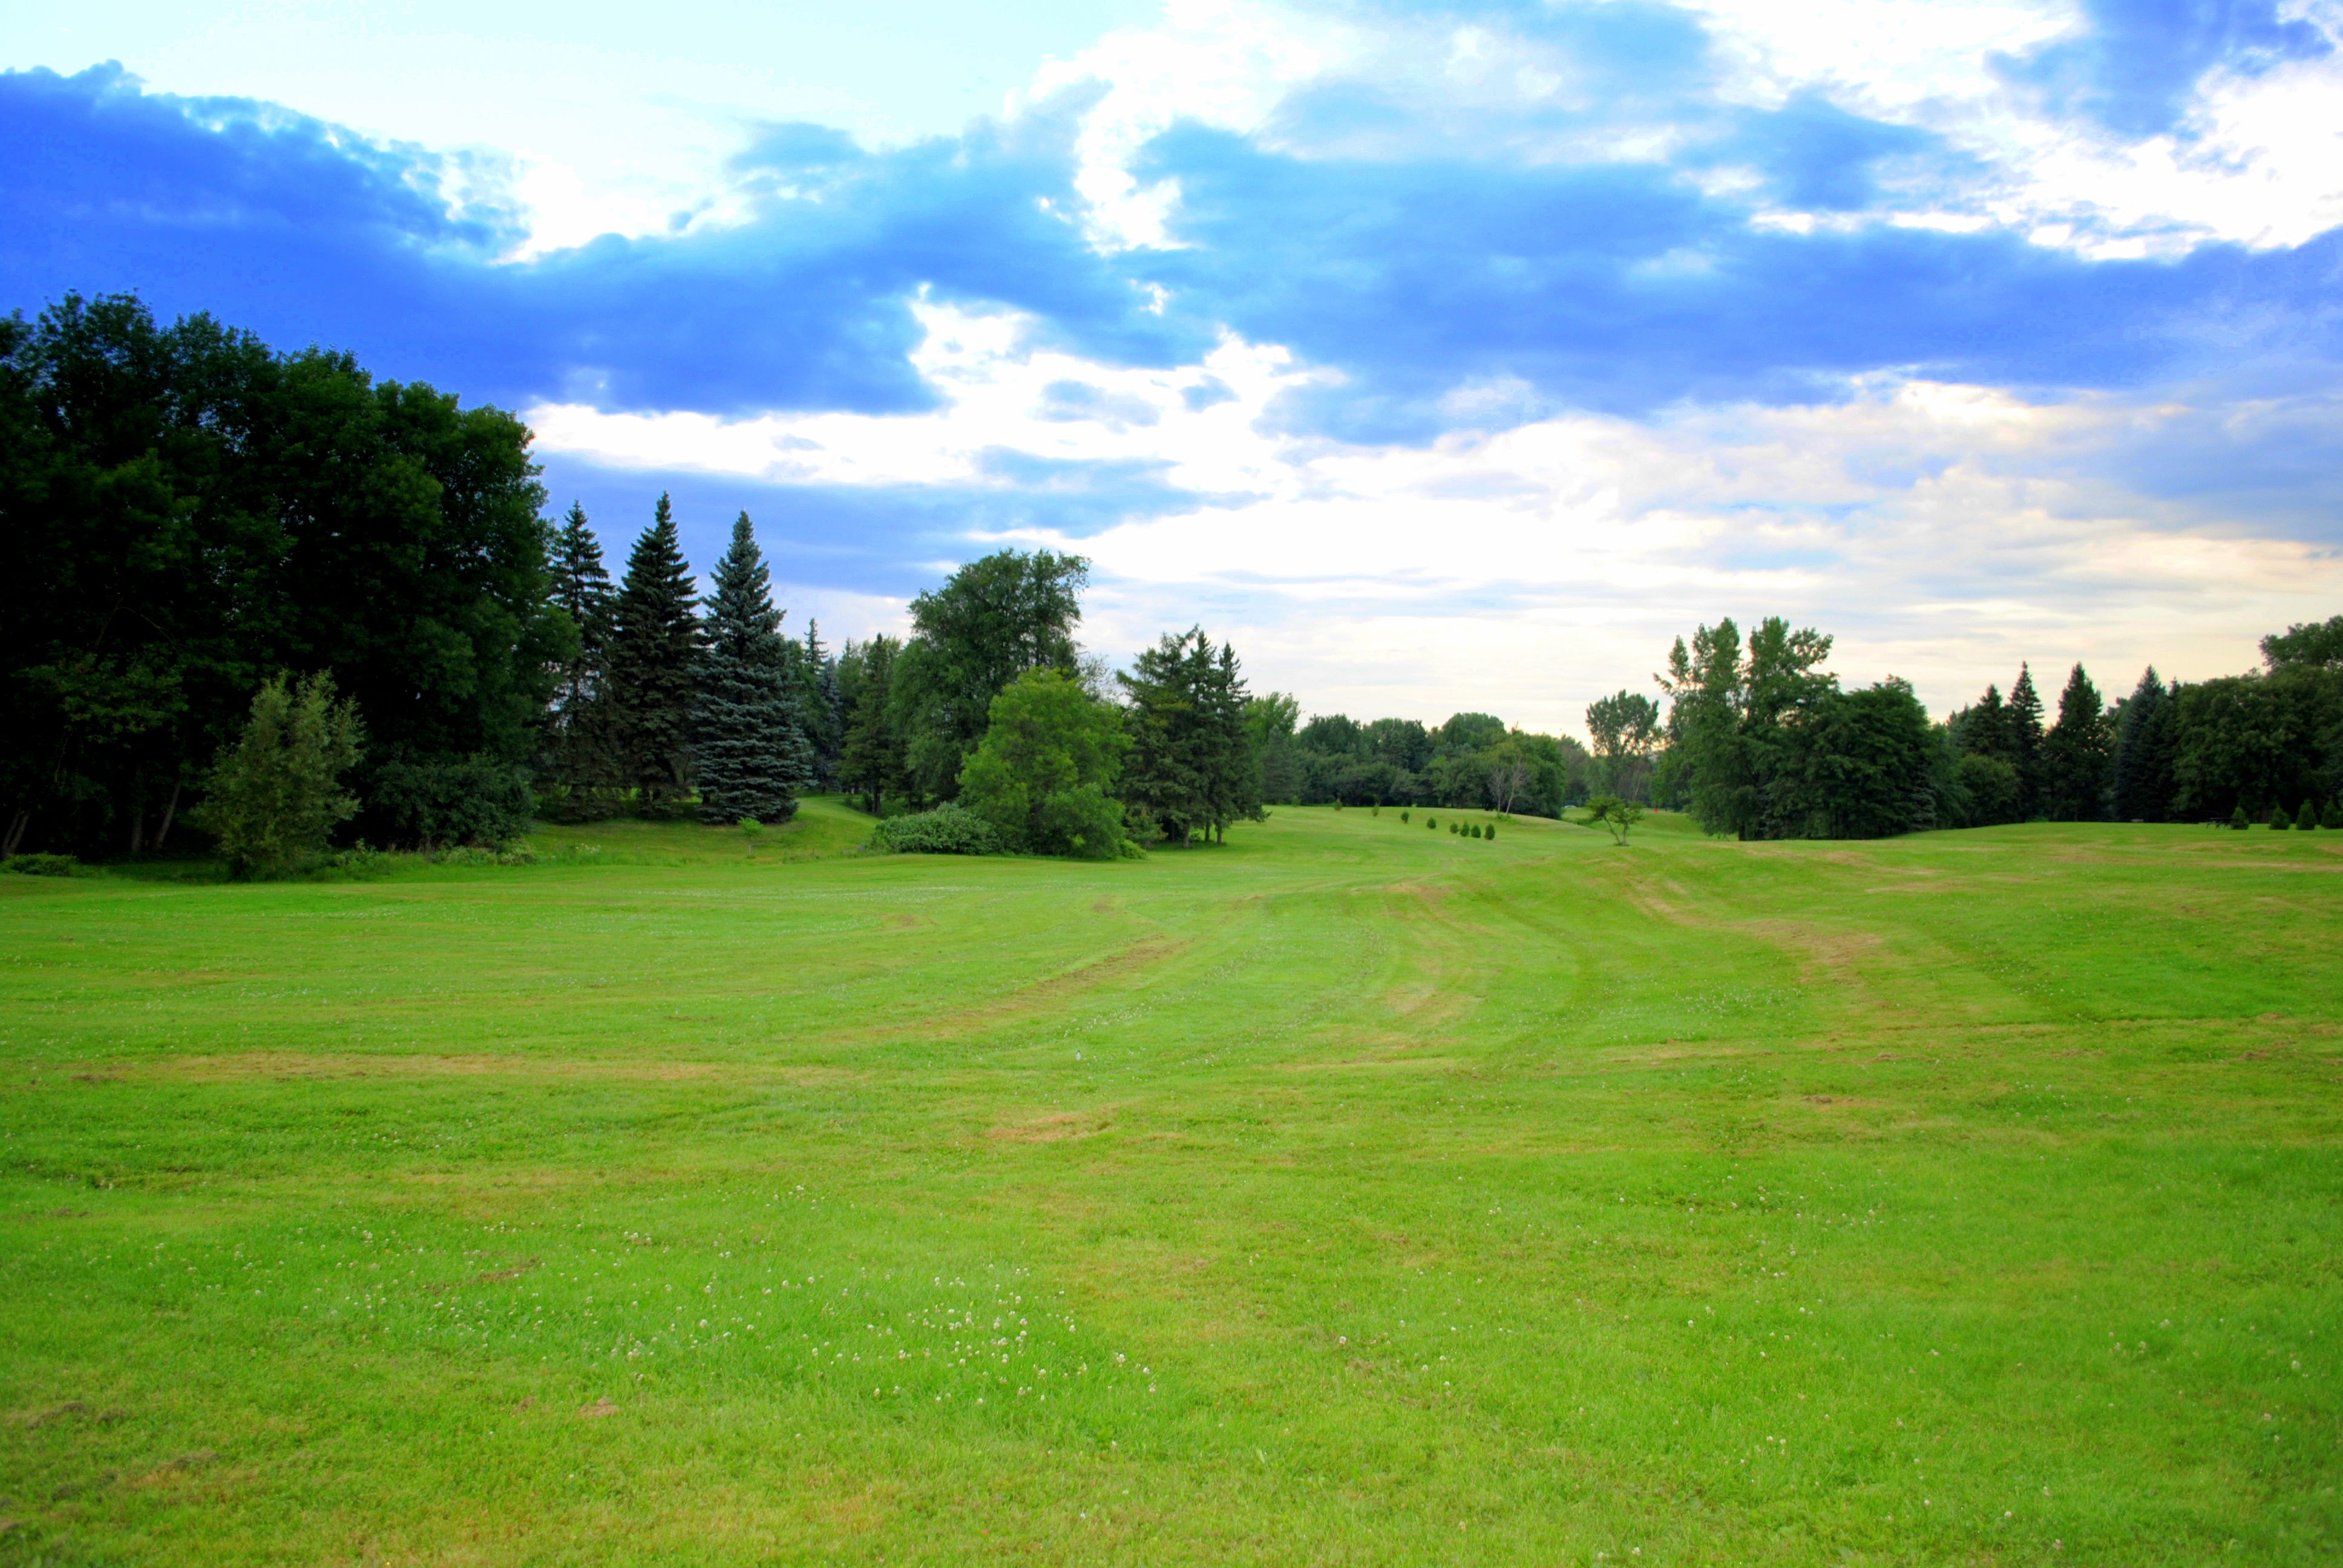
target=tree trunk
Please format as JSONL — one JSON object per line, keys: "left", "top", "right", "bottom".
{"left": 155, "top": 781, "right": 182, "bottom": 849}
{"left": 129, "top": 799, "right": 146, "bottom": 855}
{"left": 2, "top": 807, "right": 28, "bottom": 859}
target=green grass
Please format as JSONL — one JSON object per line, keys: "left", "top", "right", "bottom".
{"left": 2, "top": 804, "right": 2338, "bottom": 1564}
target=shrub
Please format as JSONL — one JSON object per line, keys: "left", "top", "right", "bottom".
{"left": 867, "top": 803, "right": 1003, "bottom": 856}
{"left": 1485, "top": 823, "right": 1496, "bottom": 842}
{"left": 1468, "top": 823, "right": 1481, "bottom": 839}
{"left": 369, "top": 753, "right": 534, "bottom": 851}
{"left": 4, "top": 852, "right": 87, "bottom": 877}
{"left": 189, "top": 671, "right": 364, "bottom": 877}
{"left": 1426, "top": 816, "right": 1436, "bottom": 830}
{"left": 1399, "top": 810, "right": 1410, "bottom": 823}
{"left": 1449, "top": 821, "right": 1458, "bottom": 834}
{"left": 2229, "top": 806, "right": 2250, "bottom": 830}
{"left": 2324, "top": 801, "right": 2342, "bottom": 830}
{"left": 309, "top": 843, "right": 396, "bottom": 881}
{"left": 2270, "top": 803, "right": 2293, "bottom": 830}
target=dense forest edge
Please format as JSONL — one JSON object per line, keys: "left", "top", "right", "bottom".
{"left": 6, "top": 293, "right": 2340, "bottom": 874}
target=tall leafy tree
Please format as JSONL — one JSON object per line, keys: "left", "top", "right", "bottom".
{"left": 1245, "top": 693, "right": 1303, "bottom": 806}
{"left": 1, "top": 292, "right": 562, "bottom": 858}
{"left": 1656, "top": 616, "right": 1835, "bottom": 839}
{"left": 957, "top": 668, "right": 1131, "bottom": 857}
{"left": 1771, "top": 681, "right": 1936, "bottom": 837}
{"left": 1585, "top": 689, "right": 1661, "bottom": 802}
{"left": 2174, "top": 667, "right": 2341, "bottom": 821}
{"left": 2261, "top": 616, "right": 2343, "bottom": 671}
{"left": 693, "top": 513, "right": 815, "bottom": 825}
{"left": 839, "top": 635, "right": 908, "bottom": 815}
{"left": 890, "top": 549, "right": 1089, "bottom": 803}
{"left": 2039, "top": 663, "right": 2112, "bottom": 821}
{"left": 605, "top": 494, "right": 700, "bottom": 815}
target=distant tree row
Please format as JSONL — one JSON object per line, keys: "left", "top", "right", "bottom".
{"left": 1244, "top": 708, "right": 1593, "bottom": 817}
{"left": 1643, "top": 614, "right": 2343, "bottom": 840}
{"left": 11, "top": 293, "right": 2331, "bottom": 860}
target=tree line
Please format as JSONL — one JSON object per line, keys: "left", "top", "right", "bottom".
{"left": 1630, "top": 614, "right": 2343, "bottom": 840}
{"left": 3, "top": 294, "right": 563, "bottom": 860}
{"left": 10, "top": 293, "right": 2333, "bottom": 861}
{"left": 1240, "top": 708, "right": 1593, "bottom": 818}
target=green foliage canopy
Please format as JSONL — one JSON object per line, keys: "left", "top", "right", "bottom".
{"left": 957, "top": 668, "right": 1131, "bottom": 858}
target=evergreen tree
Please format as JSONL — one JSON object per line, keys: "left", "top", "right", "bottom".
{"left": 2039, "top": 663, "right": 2112, "bottom": 821}
{"left": 605, "top": 493, "right": 701, "bottom": 815}
{"left": 1948, "top": 684, "right": 2008, "bottom": 762}
{"left": 1118, "top": 627, "right": 1260, "bottom": 845}
{"left": 793, "top": 619, "right": 843, "bottom": 790}
{"left": 2111, "top": 668, "right": 2179, "bottom": 822}
{"left": 816, "top": 631, "right": 844, "bottom": 788}
{"left": 2008, "top": 663, "right": 2046, "bottom": 815}
{"left": 693, "top": 514, "right": 816, "bottom": 825}
{"left": 839, "top": 635, "right": 909, "bottom": 815}
{"left": 543, "top": 501, "right": 621, "bottom": 817}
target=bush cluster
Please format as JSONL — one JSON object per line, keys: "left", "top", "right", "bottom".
{"left": 867, "top": 803, "right": 1004, "bottom": 856}
{"left": 4, "top": 852, "right": 88, "bottom": 877}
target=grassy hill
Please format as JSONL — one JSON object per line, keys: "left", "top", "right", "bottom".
{"left": 2, "top": 805, "right": 2337, "bottom": 1564}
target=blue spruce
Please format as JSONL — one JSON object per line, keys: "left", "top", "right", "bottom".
{"left": 695, "top": 512, "right": 815, "bottom": 824}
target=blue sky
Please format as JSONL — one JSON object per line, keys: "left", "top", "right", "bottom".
{"left": 7, "top": 0, "right": 2340, "bottom": 731}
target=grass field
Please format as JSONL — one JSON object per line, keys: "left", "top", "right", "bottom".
{"left": 2, "top": 800, "right": 2338, "bottom": 1564}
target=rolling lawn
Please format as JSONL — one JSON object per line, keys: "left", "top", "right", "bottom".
{"left": 2, "top": 802, "right": 2338, "bottom": 1564}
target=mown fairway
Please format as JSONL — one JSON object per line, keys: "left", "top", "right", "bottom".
{"left": 2, "top": 804, "right": 2338, "bottom": 1565}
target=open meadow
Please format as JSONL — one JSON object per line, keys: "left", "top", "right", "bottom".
{"left": 2, "top": 803, "right": 2338, "bottom": 1564}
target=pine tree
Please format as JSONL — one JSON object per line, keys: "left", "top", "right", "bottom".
{"left": 2039, "top": 663, "right": 2111, "bottom": 821}
{"left": 2111, "top": 668, "right": 2178, "bottom": 822}
{"left": 605, "top": 493, "right": 701, "bottom": 816}
{"left": 2008, "top": 663, "right": 2045, "bottom": 816}
{"left": 543, "top": 501, "right": 621, "bottom": 817}
{"left": 802, "top": 619, "right": 842, "bottom": 789}
{"left": 839, "top": 635, "right": 908, "bottom": 815}
{"left": 693, "top": 513, "right": 815, "bottom": 825}
{"left": 1118, "top": 627, "right": 1257, "bottom": 845}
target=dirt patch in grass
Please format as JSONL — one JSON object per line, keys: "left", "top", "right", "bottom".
{"left": 988, "top": 1110, "right": 1117, "bottom": 1144}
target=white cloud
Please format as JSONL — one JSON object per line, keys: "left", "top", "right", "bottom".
{"left": 532, "top": 302, "right": 2343, "bottom": 734}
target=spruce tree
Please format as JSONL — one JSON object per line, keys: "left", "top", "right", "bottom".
{"left": 543, "top": 501, "right": 621, "bottom": 817}
{"left": 1117, "top": 627, "right": 1257, "bottom": 845}
{"left": 606, "top": 493, "right": 701, "bottom": 816}
{"left": 840, "top": 635, "right": 908, "bottom": 815}
{"left": 800, "top": 620, "right": 843, "bottom": 789}
{"left": 2110, "top": 668, "right": 2177, "bottom": 822}
{"left": 2039, "top": 663, "right": 2111, "bottom": 821}
{"left": 694, "top": 512, "right": 816, "bottom": 825}
{"left": 2008, "top": 663, "right": 2045, "bottom": 815}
